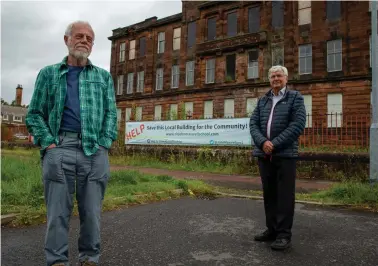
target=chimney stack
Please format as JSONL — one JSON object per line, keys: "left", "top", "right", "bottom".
{"left": 16, "top": 84, "right": 23, "bottom": 106}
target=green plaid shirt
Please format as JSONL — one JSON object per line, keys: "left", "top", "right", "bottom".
{"left": 26, "top": 57, "right": 118, "bottom": 156}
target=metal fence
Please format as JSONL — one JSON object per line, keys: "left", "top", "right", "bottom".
{"left": 299, "top": 113, "right": 370, "bottom": 151}
{"left": 121, "top": 112, "right": 371, "bottom": 152}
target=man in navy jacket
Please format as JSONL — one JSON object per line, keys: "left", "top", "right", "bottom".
{"left": 250, "top": 65, "right": 306, "bottom": 251}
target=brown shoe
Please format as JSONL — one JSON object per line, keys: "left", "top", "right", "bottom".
{"left": 52, "top": 264, "right": 65, "bottom": 266}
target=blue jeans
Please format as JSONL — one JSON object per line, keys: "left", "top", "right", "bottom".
{"left": 42, "top": 134, "right": 109, "bottom": 266}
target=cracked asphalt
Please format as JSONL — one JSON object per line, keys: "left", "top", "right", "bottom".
{"left": 2, "top": 197, "right": 378, "bottom": 266}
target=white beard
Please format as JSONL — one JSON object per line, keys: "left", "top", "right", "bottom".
{"left": 68, "top": 46, "right": 90, "bottom": 60}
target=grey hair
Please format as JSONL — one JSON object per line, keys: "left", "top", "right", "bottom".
{"left": 65, "top": 21, "right": 94, "bottom": 39}
{"left": 268, "top": 65, "right": 288, "bottom": 78}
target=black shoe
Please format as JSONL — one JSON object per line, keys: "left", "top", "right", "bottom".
{"left": 254, "top": 230, "right": 276, "bottom": 242}
{"left": 271, "top": 238, "right": 292, "bottom": 251}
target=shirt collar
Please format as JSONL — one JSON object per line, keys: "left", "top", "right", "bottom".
{"left": 59, "top": 56, "right": 93, "bottom": 70}
{"left": 271, "top": 86, "right": 286, "bottom": 97}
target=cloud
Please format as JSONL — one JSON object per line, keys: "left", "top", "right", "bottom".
{"left": 1, "top": 0, "right": 182, "bottom": 105}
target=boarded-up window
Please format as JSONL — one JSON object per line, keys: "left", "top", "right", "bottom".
{"left": 272, "top": 1, "right": 284, "bottom": 28}
{"left": 246, "top": 98, "right": 258, "bottom": 117}
{"left": 154, "top": 105, "right": 162, "bottom": 120}
{"left": 327, "top": 93, "right": 342, "bottom": 127}
{"left": 303, "top": 95, "right": 312, "bottom": 128}
{"left": 127, "top": 73, "right": 134, "bottom": 94}
{"left": 119, "top": 42, "right": 125, "bottom": 62}
{"left": 117, "top": 75, "right": 124, "bottom": 95}
{"left": 158, "top": 32, "right": 165, "bottom": 54}
{"left": 185, "top": 102, "right": 194, "bottom": 118}
{"left": 327, "top": 39, "right": 342, "bottom": 72}
{"left": 187, "top": 22, "right": 196, "bottom": 48}
{"left": 327, "top": 1, "right": 341, "bottom": 20}
{"left": 224, "top": 99, "right": 235, "bottom": 118}
{"left": 137, "top": 71, "right": 144, "bottom": 92}
{"left": 204, "top": 100, "right": 213, "bottom": 119}
{"left": 171, "top": 65, "right": 179, "bottom": 88}
{"left": 207, "top": 17, "right": 216, "bottom": 41}
{"left": 129, "top": 40, "right": 135, "bottom": 60}
{"left": 173, "top": 28, "right": 181, "bottom": 50}
{"left": 226, "top": 54, "right": 236, "bottom": 81}
{"left": 206, "top": 58, "right": 215, "bottom": 84}
{"left": 135, "top": 107, "right": 143, "bottom": 121}
{"left": 298, "top": 1, "right": 311, "bottom": 25}
{"left": 299, "top": 44, "right": 312, "bottom": 74}
{"left": 227, "top": 12, "right": 237, "bottom": 37}
{"left": 248, "top": 6, "right": 260, "bottom": 33}
{"left": 248, "top": 50, "right": 259, "bottom": 79}
{"left": 139, "top": 37, "right": 146, "bottom": 57}
{"left": 156, "top": 68, "right": 163, "bottom": 91}
{"left": 186, "top": 61, "right": 195, "bottom": 86}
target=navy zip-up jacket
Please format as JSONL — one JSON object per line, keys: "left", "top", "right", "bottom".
{"left": 249, "top": 88, "right": 306, "bottom": 158}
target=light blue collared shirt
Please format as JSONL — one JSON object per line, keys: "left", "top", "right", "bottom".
{"left": 267, "top": 87, "right": 286, "bottom": 139}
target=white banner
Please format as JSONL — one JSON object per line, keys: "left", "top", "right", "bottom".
{"left": 125, "top": 118, "right": 253, "bottom": 146}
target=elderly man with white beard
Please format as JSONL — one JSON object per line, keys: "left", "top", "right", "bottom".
{"left": 26, "top": 21, "right": 117, "bottom": 266}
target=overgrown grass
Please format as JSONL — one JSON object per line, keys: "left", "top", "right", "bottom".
{"left": 299, "top": 145, "right": 369, "bottom": 153}
{"left": 1, "top": 147, "right": 38, "bottom": 157}
{"left": 110, "top": 152, "right": 258, "bottom": 175}
{"left": 1, "top": 155, "right": 214, "bottom": 226}
{"left": 215, "top": 182, "right": 378, "bottom": 211}
{"left": 305, "top": 182, "right": 378, "bottom": 207}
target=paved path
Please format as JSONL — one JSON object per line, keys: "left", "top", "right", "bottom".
{"left": 110, "top": 165, "right": 335, "bottom": 192}
{"left": 2, "top": 198, "right": 377, "bottom": 266}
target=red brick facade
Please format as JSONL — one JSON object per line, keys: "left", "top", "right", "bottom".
{"left": 109, "top": 1, "right": 374, "bottom": 131}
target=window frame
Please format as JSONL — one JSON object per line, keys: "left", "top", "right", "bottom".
{"left": 298, "top": 1, "right": 311, "bottom": 25}
{"left": 117, "top": 75, "right": 124, "bottom": 95}
{"left": 173, "top": 28, "right": 181, "bottom": 51}
{"left": 247, "top": 50, "right": 259, "bottom": 79}
{"left": 327, "top": 39, "right": 342, "bottom": 72}
{"left": 127, "top": 73, "right": 134, "bottom": 94}
{"left": 187, "top": 21, "right": 196, "bottom": 48}
{"left": 186, "top": 61, "right": 195, "bottom": 86}
{"left": 119, "top": 42, "right": 126, "bottom": 62}
{"left": 171, "top": 65, "right": 180, "bottom": 89}
{"left": 248, "top": 6, "right": 260, "bottom": 34}
{"left": 156, "top": 68, "right": 164, "bottom": 91}
{"left": 139, "top": 37, "right": 146, "bottom": 57}
{"left": 13, "top": 115, "right": 22, "bottom": 122}
{"left": 225, "top": 54, "right": 236, "bottom": 81}
{"left": 157, "top": 32, "right": 165, "bottom": 54}
{"left": 207, "top": 17, "right": 217, "bottom": 41}
{"left": 227, "top": 11, "right": 238, "bottom": 37}
{"left": 272, "top": 1, "right": 284, "bottom": 28}
{"left": 298, "top": 44, "right": 312, "bottom": 74}
{"left": 129, "top": 40, "right": 136, "bottom": 60}
{"left": 205, "top": 58, "right": 216, "bottom": 84}
{"left": 137, "top": 71, "right": 145, "bottom": 93}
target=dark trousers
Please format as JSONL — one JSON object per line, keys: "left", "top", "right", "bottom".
{"left": 258, "top": 157, "right": 296, "bottom": 240}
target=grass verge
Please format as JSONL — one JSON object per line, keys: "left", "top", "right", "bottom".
{"left": 1, "top": 155, "right": 214, "bottom": 227}
{"left": 215, "top": 182, "right": 378, "bottom": 212}
{"left": 110, "top": 153, "right": 257, "bottom": 175}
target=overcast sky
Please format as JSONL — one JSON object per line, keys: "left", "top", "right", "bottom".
{"left": 1, "top": 0, "right": 182, "bottom": 105}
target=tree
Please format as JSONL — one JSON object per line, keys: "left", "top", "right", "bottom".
{"left": 1, "top": 98, "right": 9, "bottom": 105}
